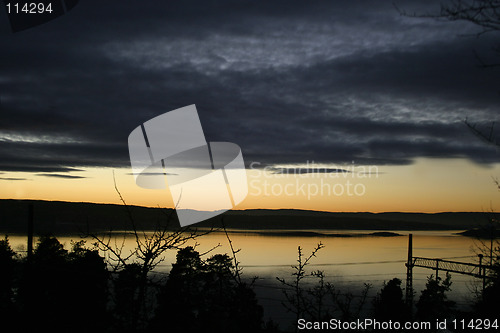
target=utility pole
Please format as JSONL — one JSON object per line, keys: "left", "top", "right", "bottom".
{"left": 478, "top": 254, "right": 485, "bottom": 292}
{"left": 27, "top": 203, "right": 34, "bottom": 261}
{"left": 409, "top": 241, "right": 492, "bottom": 294}
{"left": 405, "top": 234, "right": 413, "bottom": 312}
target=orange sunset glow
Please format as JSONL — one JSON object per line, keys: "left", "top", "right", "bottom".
{"left": 1, "top": 158, "right": 499, "bottom": 212}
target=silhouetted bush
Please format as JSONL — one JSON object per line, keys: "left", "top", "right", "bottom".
{"left": 372, "top": 278, "right": 411, "bottom": 328}
{"left": 474, "top": 263, "right": 500, "bottom": 319}
{"left": 416, "top": 273, "right": 455, "bottom": 322}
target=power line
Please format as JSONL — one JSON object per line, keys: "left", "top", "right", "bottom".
{"left": 243, "top": 260, "right": 406, "bottom": 268}
{"left": 242, "top": 256, "right": 477, "bottom": 269}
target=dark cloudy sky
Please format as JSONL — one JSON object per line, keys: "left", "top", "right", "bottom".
{"left": 1, "top": 0, "right": 499, "bottom": 175}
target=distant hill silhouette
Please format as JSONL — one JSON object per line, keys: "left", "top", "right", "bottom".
{"left": 0, "top": 199, "right": 494, "bottom": 234}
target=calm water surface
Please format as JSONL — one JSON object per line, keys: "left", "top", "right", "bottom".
{"left": 6, "top": 230, "right": 484, "bottom": 328}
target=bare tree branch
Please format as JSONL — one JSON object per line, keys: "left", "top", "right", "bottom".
{"left": 464, "top": 118, "right": 500, "bottom": 147}
{"left": 396, "top": 0, "right": 500, "bottom": 67}
{"left": 82, "top": 172, "right": 216, "bottom": 330}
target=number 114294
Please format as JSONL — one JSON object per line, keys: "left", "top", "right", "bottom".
{"left": 452, "top": 319, "right": 498, "bottom": 330}
{"left": 6, "top": 2, "right": 54, "bottom": 14}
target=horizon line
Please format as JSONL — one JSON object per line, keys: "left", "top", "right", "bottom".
{"left": 1, "top": 198, "right": 498, "bottom": 215}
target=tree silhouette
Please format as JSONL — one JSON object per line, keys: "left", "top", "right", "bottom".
{"left": 113, "top": 263, "right": 144, "bottom": 330}
{"left": 18, "top": 236, "right": 109, "bottom": 331}
{"left": 67, "top": 240, "right": 110, "bottom": 328}
{"left": 416, "top": 273, "right": 455, "bottom": 322}
{"left": 276, "top": 243, "right": 325, "bottom": 330}
{"left": 0, "top": 236, "right": 17, "bottom": 330}
{"left": 151, "top": 246, "right": 264, "bottom": 332}
{"left": 372, "top": 278, "right": 411, "bottom": 325}
{"left": 474, "top": 265, "right": 500, "bottom": 318}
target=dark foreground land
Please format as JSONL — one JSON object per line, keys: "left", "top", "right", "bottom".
{"left": 0, "top": 233, "right": 499, "bottom": 332}
{"left": 0, "top": 199, "right": 499, "bottom": 332}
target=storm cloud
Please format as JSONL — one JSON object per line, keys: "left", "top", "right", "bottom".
{"left": 1, "top": 0, "right": 499, "bottom": 174}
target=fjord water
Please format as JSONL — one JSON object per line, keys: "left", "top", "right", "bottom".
{"left": 8, "top": 230, "right": 481, "bottom": 293}
{"left": 7, "top": 230, "right": 482, "bottom": 326}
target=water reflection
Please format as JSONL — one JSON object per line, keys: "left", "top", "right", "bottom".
{"left": 7, "top": 230, "right": 480, "bottom": 289}
{"left": 6, "top": 230, "right": 484, "bottom": 328}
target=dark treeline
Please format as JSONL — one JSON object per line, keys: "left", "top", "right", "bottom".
{"left": 0, "top": 235, "right": 273, "bottom": 333}
{"left": 0, "top": 236, "right": 499, "bottom": 332}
